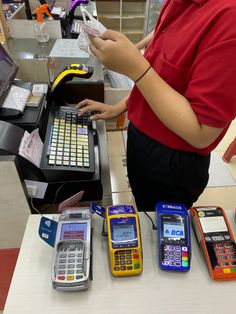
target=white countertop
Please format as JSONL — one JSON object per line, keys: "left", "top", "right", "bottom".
{"left": 4, "top": 210, "right": 236, "bottom": 314}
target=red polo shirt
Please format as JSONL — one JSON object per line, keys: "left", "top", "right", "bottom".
{"left": 127, "top": 0, "right": 236, "bottom": 155}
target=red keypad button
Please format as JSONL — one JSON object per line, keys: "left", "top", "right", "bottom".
{"left": 214, "top": 266, "right": 222, "bottom": 273}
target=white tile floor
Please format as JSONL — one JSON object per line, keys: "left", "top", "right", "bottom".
{"left": 107, "top": 121, "right": 236, "bottom": 210}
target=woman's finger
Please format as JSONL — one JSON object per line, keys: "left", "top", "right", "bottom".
{"left": 89, "top": 43, "right": 98, "bottom": 57}
{"left": 78, "top": 104, "right": 98, "bottom": 115}
{"left": 99, "top": 29, "right": 121, "bottom": 41}
{"left": 76, "top": 99, "right": 96, "bottom": 108}
{"left": 89, "top": 113, "right": 106, "bottom": 121}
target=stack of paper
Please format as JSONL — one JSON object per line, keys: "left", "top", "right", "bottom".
{"left": 49, "top": 39, "right": 89, "bottom": 58}
{"left": 2, "top": 85, "right": 31, "bottom": 113}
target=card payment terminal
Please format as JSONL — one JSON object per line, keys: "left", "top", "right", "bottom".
{"left": 106, "top": 205, "right": 143, "bottom": 277}
{"left": 51, "top": 207, "right": 92, "bottom": 290}
{"left": 156, "top": 202, "right": 191, "bottom": 272}
{"left": 190, "top": 206, "right": 236, "bottom": 280}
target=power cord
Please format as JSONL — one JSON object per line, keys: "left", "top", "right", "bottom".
{"left": 144, "top": 211, "right": 158, "bottom": 230}
{"left": 30, "top": 182, "right": 66, "bottom": 214}
{"left": 50, "top": 182, "right": 66, "bottom": 208}
{"left": 30, "top": 197, "right": 42, "bottom": 215}
{"left": 102, "top": 219, "right": 108, "bottom": 237}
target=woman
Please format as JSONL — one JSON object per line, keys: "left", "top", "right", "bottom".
{"left": 77, "top": 0, "right": 236, "bottom": 211}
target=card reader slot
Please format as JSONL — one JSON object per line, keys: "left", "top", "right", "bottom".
{"left": 69, "top": 213, "right": 83, "bottom": 219}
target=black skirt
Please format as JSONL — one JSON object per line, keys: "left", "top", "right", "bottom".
{"left": 126, "top": 122, "right": 210, "bottom": 211}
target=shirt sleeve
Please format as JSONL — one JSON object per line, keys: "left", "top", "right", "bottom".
{"left": 185, "top": 38, "right": 236, "bottom": 128}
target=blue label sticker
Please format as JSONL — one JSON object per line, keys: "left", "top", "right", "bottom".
{"left": 38, "top": 216, "right": 58, "bottom": 247}
{"left": 91, "top": 202, "right": 105, "bottom": 218}
{"left": 108, "top": 205, "right": 135, "bottom": 216}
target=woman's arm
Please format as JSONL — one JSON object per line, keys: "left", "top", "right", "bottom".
{"left": 89, "top": 30, "right": 223, "bottom": 149}
{"left": 135, "top": 67, "right": 223, "bottom": 149}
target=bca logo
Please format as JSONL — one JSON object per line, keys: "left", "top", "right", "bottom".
{"left": 171, "top": 230, "right": 183, "bottom": 236}
{"left": 165, "top": 229, "right": 184, "bottom": 236}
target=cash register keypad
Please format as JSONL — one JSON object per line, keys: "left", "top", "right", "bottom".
{"left": 48, "top": 111, "right": 90, "bottom": 168}
{"left": 56, "top": 242, "right": 84, "bottom": 281}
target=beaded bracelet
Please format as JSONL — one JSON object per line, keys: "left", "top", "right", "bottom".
{"left": 134, "top": 65, "right": 152, "bottom": 84}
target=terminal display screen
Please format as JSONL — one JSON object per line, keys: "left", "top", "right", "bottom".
{"left": 60, "top": 223, "right": 87, "bottom": 240}
{"left": 160, "top": 214, "right": 187, "bottom": 244}
{"left": 113, "top": 224, "right": 135, "bottom": 242}
{"left": 199, "top": 216, "right": 228, "bottom": 234}
{"left": 163, "top": 222, "right": 185, "bottom": 239}
{"left": 0, "top": 44, "right": 18, "bottom": 105}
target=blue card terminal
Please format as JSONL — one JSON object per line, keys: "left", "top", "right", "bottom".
{"left": 156, "top": 202, "right": 191, "bottom": 272}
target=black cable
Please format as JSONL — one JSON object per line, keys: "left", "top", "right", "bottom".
{"left": 144, "top": 211, "right": 158, "bottom": 230}
{"left": 51, "top": 182, "right": 66, "bottom": 207}
{"left": 102, "top": 219, "right": 108, "bottom": 237}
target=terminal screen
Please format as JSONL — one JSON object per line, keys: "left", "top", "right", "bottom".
{"left": 199, "top": 216, "right": 228, "bottom": 234}
{"left": 113, "top": 224, "right": 135, "bottom": 242}
{"left": 0, "top": 44, "right": 17, "bottom": 104}
{"left": 163, "top": 222, "right": 185, "bottom": 239}
{"left": 60, "top": 223, "right": 87, "bottom": 240}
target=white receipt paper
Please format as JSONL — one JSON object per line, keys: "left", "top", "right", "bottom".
{"left": 19, "top": 129, "right": 43, "bottom": 168}
{"left": 2, "top": 85, "right": 31, "bottom": 112}
{"left": 77, "top": 6, "right": 107, "bottom": 54}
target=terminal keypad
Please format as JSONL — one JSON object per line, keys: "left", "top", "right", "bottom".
{"left": 56, "top": 242, "right": 84, "bottom": 281}
{"left": 161, "top": 244, "right": 189, "bottom": 268}
{"left": 113, "top": 249, "right": 141, "bottom": 272}
{"left": 213, "top": 242, "right": 236, "bottom": 274}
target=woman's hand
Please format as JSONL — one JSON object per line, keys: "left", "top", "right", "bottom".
{"left": 76, "top": 98, "right": 127, "bottom": 121}
{"left": 89, "top": 30, "right": 150, "bottom": 82}
{"left": 136, "top": 30, "right": 154, "bottom": 50}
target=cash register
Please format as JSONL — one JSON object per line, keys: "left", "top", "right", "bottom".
{"left": 0, "top": 43, "right": 104, "bottom": 205}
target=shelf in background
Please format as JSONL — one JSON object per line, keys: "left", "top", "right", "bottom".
{"left": 96, "top": 0, "right": 146, "bottom": 43}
